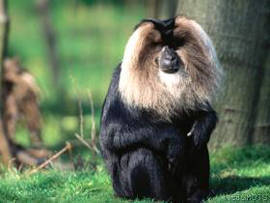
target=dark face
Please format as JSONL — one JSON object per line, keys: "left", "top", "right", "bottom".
{"left": 159, "top": 45, "right": 181, "bottom": 73}
{"left": 138, "top": 18, "right": 184, "bottom": 74}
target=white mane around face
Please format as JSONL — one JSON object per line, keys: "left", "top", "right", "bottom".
{"left": 119, "top": 17, "right": 222, "bottom": 119}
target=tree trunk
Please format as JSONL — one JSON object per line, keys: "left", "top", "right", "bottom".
{"left": 0, "top": 0, "right": 8, "bottom": 66}
{"left": 159, "top": 0, "right": 178, "bottom": 19}
{"left": 36, "top": 0, "right": 61, "bottom": 90}
{"left": 0, "top": 0, "right": 11, "bottom": 166}
{"left": 0, "top": 120, "right": 11, "bottom": 166}
{"left": 146, "top": 0, "right": 160, "bottom": 18}
{"left": 176, "top": 0, "right": 270, "bottom": 149}
{"left": 147, "top": 0, "right": 178, "bottom": 19}
{"left": 253, "top": 51, "right": 270, "bottom": 143}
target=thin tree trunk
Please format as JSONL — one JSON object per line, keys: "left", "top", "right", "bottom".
{"left": 0, "top": 0, "right": 11, "bottom": 166}
{"left": 36, "top": 0, "right": 60, "bottom": 90}
{"left": 0, "top": 120, "right": 11, "bottom": 166}
{"left": 0, "top": 0, "right": 8, "bottom": 67}
{"left": 176, "top": 0, "right": 269, "bottom": 149}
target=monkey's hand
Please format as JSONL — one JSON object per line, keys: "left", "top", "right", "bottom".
{"left": 188, "top": 121, "right": 209, "bottom": 149}
{"left": 188, "top": 110, "right": 218, "bottom": 149}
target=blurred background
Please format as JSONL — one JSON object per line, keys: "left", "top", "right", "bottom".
{"left": 7, "top": 0, "right": 146, "bottom": 149}
{"left": 0, "top": 0, "right": 269, "bottom": 202}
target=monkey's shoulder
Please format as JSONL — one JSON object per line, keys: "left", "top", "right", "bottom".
{"left": 101, "top": 64, "right": 126, "bottom": 122}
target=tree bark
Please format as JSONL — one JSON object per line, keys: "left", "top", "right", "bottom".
{"left": 36, "top": 0, "right": 61, "bottom": 90}
{"left": 0, "top": 119, "right": 11, "bottom": 166}
{"left": 147, "top": 0, "right": 178, "bottom": 19}
{"left": 0, "top": 0, "right": 8, "bottom": 63}
{"left": 176, "top": 0, "right": 270, "bottom": 149}
{"left": 253, "top": 51, "right": 270, "bottom": 143}
{"left": 159, "top": 0, "right": 178, "bottom": 19}
{"left": 147, "top": 0, "right": 160, "bottom": 18}
{"left": 0, "top": 0, "right": 11, "bottom": 166}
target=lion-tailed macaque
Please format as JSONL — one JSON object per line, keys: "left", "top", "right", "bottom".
{"left": 2, "top": 58, "right": 43, "bottom": 147}
{"left": 99, "top": 16, "right": 222, "bottom": 203}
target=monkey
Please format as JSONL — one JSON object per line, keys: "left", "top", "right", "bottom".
{"left": 99, "top": 16, "right": 222, "bottom": 203}
{"left": 2, "top": 58, "right": 43, "bottom": 147}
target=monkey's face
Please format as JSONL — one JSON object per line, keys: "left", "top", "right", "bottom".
{"left": 158, "top": 46, "right": 182, "bottom": 74}
{"left": 119, "top": 16, "right": 222, "bottom": 117}
{"left": 3, "top": 58, "right": 21, "bottom": 83}
{"left": 140, "top": 18, "right": 185, "bottom": 76}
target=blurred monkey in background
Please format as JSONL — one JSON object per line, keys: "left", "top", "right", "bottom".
{"left": 2, "top": 58, "right": 43, "bottom": 147}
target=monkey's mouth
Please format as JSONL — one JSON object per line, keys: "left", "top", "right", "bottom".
{"left": 160, "top": 66, "right": 179, "bottom": 74}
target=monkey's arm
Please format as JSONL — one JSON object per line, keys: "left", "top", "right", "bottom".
{"left": 188, "top": 104, "right": 218, "bottom": 148}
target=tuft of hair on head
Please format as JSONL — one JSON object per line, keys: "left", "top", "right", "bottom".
{"left": 119, "top": 16, "right": 223, "bottom": 120}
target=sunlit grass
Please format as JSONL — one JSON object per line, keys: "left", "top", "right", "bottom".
{"left": 208, "top": 146, "right": 270, "bottom": 202}
{"left": 1, "top": 146, "right": 269, "bottom": 202}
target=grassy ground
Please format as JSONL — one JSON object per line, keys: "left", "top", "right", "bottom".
{"left": 1, "top": 1, "right": 270, "bottom": 202}
{"left": 1, "top": 146, "right": 269, "bottom": 202}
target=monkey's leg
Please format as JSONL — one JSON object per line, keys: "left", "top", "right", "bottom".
{"left": 183, "top": 146, "right": 210, "bottom": 203}
{"left": 22, "top": 102, "right": 43, "bottom": 147}
{"left": 117, "top": 148, "right": 178, "bottom": 202}
{"left": 29, "top": 130, "right": 42, "bottom": 147}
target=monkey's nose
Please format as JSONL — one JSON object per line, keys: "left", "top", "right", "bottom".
{"left": 162, "top": 46, "right": 171, "bottom": 56}
{"left": 160, "top": 46, "right": 179, "bottom": 73}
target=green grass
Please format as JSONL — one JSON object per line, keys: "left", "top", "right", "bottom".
{"left": 1, "top": 1, "right": 270, "bottom": 202}
{"left": 0, "top": 146, "right": 269, "bottom": 202}
{"left": 208, "top": 146, "right": 270, "bottom": 202}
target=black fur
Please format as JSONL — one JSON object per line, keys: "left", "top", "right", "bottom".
{"left": 100, "top": 65, "right": 218, "bottom": 202}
